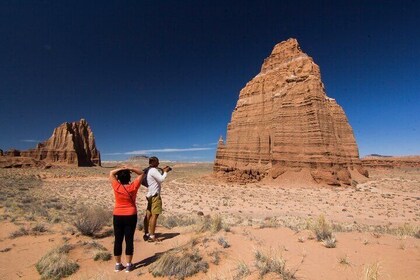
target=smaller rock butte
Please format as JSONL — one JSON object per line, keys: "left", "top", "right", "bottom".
{"left": 0, "top": 119, "right": 101, "bottom": 167}
{"left": 361, "top": 155, "right": 420, "bottom": 169}
{"left": 214, "top": 38, "right": 368, "bottom": 186}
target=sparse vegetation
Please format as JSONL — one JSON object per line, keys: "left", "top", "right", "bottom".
{"left": 217, "top": 236, "right": 230, "bottom": 248}
{"left": 254, "top": 250, "right": 296, "bottom": 279}
{"left": 149, "top": 246, "right": 208, "bottom": 279}
{"left": 363, "top": 262, "right": 381, "bottom": 280}
{"left": 159, "top": 215, "right": 197, "bottom": 229}
{"left": 73, "top": 207, "right": 111, "bottom": 236}
{"left": 36, "top": 244, "right": 79, "bottom": 280}
{"left": 196, "top": 215, "right": 225, "bottom": 233}
{"left": 311, "top": 215, "right": 333, "bottom": 241}
{"left": 322, "top": 236, "right": 337, "bottom": 248}
{"left": 93, "top": 250, "right": 112, "bottom": 261}
{"left": 9, "top": 226, "right": 29, "bottom": 238}
{"left": 235, "top": 261, "right": 250, "bottom": 280}
{"left": 338, "top": 255, "right": 350, "bottom": 265}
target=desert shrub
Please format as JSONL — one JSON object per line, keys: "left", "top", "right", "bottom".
{"left": 254, "top": 250, "right": 296, "bottom": 280}
{"left": 323, "top": 236, "right": 337, "bottom": 248}
{"left": 217, "top": 236, "right": 230, "bottom": 248}
{"left": 93, "top": 250, "right": 112, "bottom": 261}
{"left": 311, "top": 215, "right": 333, "bottom": 241}
{"left": 234, "top": 261, "right": 250, "bottom": 280}
{"left": 9, "top": 226, "right": 29, "bottom": 238}
{"left": 36, "top": 244, "right": 79, "bottom": 280}
{"left": 150, "top": 247, "right": 208, "bottom": 279}
{"left": 396, "top": 223, "right": 419, "bottom": 237}
{"left": 73, "top": 207, "right": 111, "bottom": 236}
{"left": 208, "top": 249, "right": 221, "bottom": 265}
{"left": 32, "top": 223, "right": 48, "bottom": 234}
{"left": 196, "top": 215, "right": 224, "bottom": 233}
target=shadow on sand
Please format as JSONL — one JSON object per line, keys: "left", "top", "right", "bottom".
{"left": 132, "top": 232, "right": 181, "bottom": 271}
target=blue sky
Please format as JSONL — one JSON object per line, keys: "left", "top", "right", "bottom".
{"left": 0, "top": 1, "right": 419, "bottom": 161}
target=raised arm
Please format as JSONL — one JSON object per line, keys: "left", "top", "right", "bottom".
{"left": 109, "top": 167, "right": 125, "bottom": 182}
{"left": 127, "top": 167, "right": 144, "bottom": 180}
{"left": 149, "top": 167, "right": 168, "bottom": 183}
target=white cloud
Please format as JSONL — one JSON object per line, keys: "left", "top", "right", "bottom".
{"left": 20, "top": 139, "right": 40, "bottom": 143}
{"left": 127, "top": 147, "right": 213, "bottom": 154}
{"left": 104, "top": 147, "right": 214, "bottom": 156}
{"left": 192, "top": 142, "right": 218, "bottom": 147}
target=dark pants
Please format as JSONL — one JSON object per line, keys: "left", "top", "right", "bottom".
{"left": 113, "top": 214, "right": 137, "bottom": 256}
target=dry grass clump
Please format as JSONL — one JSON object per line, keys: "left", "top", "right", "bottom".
{"left": 363, "top": 262, "right": 381, "bottom": 280}
{"left": 159, "top": 215, "right": 197, "bottom": 229}
{"left": 196, "top": 214, "right": 227, "bottom": 233}
{"left": 254, "top": 250, "right": 296, "bottom": 279}
{"left": 36, "top": 244, "right": 79, "bottom": 280}
{"left": 234, "top": 261, "right": 250, "bottom": 280}
{"left": 81, "top": 241, "right": 111, "bottom": 261}
{"left": 149, "top": 245, "right": 209, "bottom": 279}
{"left": 9, "top": 226, "right": 30, "bottom": 238}
{"left": 73, "top": 207, "right": 111, "bottom": 236}
{"left": 9, "top": 223, "right": 49, "bottom": 238}
{"left": 396, "top": 223, "right": 419, "bottom": 238}
{"left": 311, "top": 215, "right": 333, "bottom": 241}
{"left": 338, "top": 255, "right": 350, "bottom": 266}
{"left": 93, "top": 250, "right": 112, "bottom": 261}
{"left": 217, "top": 236, "right": 230, "bottom": 248}
{"left": 322, "top": 236, "right": 337, "bottom": 248}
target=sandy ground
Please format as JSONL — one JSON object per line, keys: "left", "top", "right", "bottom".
{"left": 0, "top": 163, "right": 419, "bottom": 279}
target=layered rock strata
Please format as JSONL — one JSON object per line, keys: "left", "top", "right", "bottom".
{"left": 19, "top": 119, "right": 101, "bottom": 166}
{"left": 214, "top": 38, "right": 367, "bottom": 185}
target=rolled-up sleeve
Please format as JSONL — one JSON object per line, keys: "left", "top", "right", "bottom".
{"left": 149, "top": 168, "right": 167, "bottom": 183}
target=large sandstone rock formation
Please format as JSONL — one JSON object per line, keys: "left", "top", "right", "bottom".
{"left": 19, "top": 119, "right": 101, "bottom": 166}
{"left": 214, "top": 38, "right": 367, "bottom": 185}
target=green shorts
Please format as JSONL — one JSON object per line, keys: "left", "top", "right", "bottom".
{"left": 146, "top": 194, "right": 162, "bottom": 215}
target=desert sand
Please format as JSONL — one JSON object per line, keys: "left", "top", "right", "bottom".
{"left": 0, "top": 162, "right": 419, "bottom": 279}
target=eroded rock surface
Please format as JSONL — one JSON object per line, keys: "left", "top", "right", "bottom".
{"left": 1, "top": 119, "right": 101, "bottom": 168}
{"left": 214, "top": 38, "right": 367, "bottom": 185}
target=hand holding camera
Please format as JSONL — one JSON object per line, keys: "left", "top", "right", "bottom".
{"left": 163, "top": 166, "right": 172, "bottom": 172}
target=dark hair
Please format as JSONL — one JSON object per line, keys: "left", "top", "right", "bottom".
{"left": 149, "top": 156, "right": 159, "bottom": 167}
{"left": 116, "top": 169, "right": 131, "bottom": 184}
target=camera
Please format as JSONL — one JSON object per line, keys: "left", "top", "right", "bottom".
{"left": 166, "top": 166, "right": 172, "bottom": 171}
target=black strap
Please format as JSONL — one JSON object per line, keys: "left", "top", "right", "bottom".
{"left": 118, "top": 183, "right": 136, "bottom": 208}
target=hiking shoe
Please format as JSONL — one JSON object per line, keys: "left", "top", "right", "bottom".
{"left": 125, "top": 263, "right": 134, "bottom": 273}
{"left": 114, "top": 263, "right": 124, "bottom": 272}
{"left": 143, "top": 234, "right": 149, "bottom": 241}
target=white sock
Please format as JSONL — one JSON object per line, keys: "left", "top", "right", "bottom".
{"left": 116, "top": 262, "right": 121, "bottom": 265}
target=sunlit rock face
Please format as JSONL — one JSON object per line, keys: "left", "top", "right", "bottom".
{"left": 214, "top": 38, "right": 367, "bottom": 185}
{"left": 21, "top": 119, "right": 101, "bottom": 166}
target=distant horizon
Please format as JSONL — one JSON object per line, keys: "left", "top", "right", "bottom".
{"left": 1, "top": 1, "right": 419, "bottom": 161}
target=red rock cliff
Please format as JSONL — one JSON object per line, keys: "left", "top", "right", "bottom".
{"left": 21, "top": 119, "right": 101, "bottom": 166}
{"left": 214, "top": 38, "right": 367, "bottom": 185}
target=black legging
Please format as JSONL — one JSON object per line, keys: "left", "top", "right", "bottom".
{"left": 113, "top": 215, "right": 137, "bottom": 256}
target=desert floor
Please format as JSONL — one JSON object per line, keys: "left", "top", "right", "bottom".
{"left": 0, "top": 162, "right": 419, "bottom": 280}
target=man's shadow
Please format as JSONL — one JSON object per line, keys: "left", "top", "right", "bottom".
{"left": 133, "top": 232, "right": 180, "bottom": 270}
{"left": 156, "top": 232, "right": 180, "bottom": 241}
